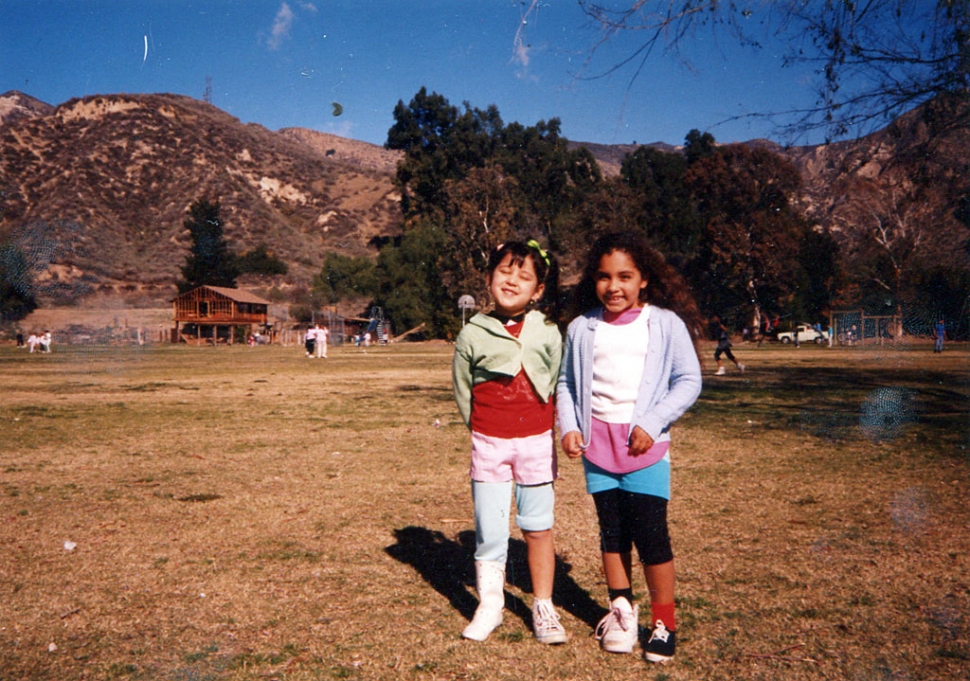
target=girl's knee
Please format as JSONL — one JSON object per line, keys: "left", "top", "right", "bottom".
{"left": 522, "top": 528, "right": 552, "bottom": 541}
{"left": 515, "top": 482, "right": 555, "bottom": 532}
{"left": 516, "top": 510, "right": 554, "bottom": 533}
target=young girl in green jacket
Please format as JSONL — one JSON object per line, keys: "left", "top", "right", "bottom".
{"left": 452, "top": 240, "right": 565, "bottom": 645}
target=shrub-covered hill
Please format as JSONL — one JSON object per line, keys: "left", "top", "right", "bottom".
{"left": 0, "top": 92, "right": 402, "bottom": 304}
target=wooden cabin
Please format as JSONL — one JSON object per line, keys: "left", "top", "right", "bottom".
{"left": 172, "top": 286, "right": 271, "bottom": 344}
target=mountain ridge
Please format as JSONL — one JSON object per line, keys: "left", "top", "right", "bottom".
{"left": 1, "top": 90, "right": 966, "bottom": 309}
{"left": 0, "top": 91, "right": 402, "bottom": 304}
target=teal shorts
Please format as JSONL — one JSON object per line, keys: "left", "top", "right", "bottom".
{"left": 582, "top": 456, "right": 670, "bottom": 500}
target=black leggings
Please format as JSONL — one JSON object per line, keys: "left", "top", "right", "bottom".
{"left": 714, "top": 345, "right": 736, "bottom": 363}
{"left": 592, "top": 489, "right": 673, "bottom": 566}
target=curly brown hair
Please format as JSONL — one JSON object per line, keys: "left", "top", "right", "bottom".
{"left": 571, "top": 231, "right": 705, "bottom": 346}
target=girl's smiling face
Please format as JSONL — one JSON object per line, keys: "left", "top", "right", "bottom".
{"left": 594, "top": 249, "right": 647, "bottom": 315}
{"left": 488, "top": 252, "right": 544, "bottom": 317}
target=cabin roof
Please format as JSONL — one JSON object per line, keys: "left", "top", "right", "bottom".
{"left": 174, "top": 286, "right": 272, "bottom": 306}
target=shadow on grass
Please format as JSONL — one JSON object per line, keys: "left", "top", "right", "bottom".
{"left": 697, "top": 364, "right": 969, "bottom": 450}
{"left": 385, "top": 526, "right": 607, "bottom": 632}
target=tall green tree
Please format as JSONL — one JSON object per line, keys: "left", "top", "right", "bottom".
{"left": 375, "top": 221, "right": 457, "bottom": 339}
{"left": 796, "top": 227, "right": 843, "bottom": 324}
{"left": 683, "top": 129, "right": 717, "bottom": 166}
{"left": 438, "top": 162, "right": 520, "bottom": 307}
{"left": 684, "top": 143, "right": 806, "bottom": 329}
{"left": 620, "top": 145, "right": 700, "bottom": 268}
{"left": 386, "top": 87, "right": 502, "bottom": 219}
{"left": 387, "top": 89, "right": 603, "bottom": 240}
{"left": 381, "top": 89, "right": 608, "bottom": 336}
{"left": 179, "top": 199, "right": 239, "bottom": 292}
{"left": 312, "top": 252, "right": 377, "bottom": 305}
{"left": 493, "top": 119, "right": 602, "bottom": 242}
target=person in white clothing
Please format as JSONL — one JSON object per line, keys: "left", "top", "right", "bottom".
{"left": 315, "top": 324, "right": 329, "bottom": 358}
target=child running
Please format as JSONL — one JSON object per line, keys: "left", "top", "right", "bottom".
{"left": 453, "top": 240, "right": 567, "bottom": 645}
{"left": 557, "top": 231, "right": 703, "bottom": 664}
{"left": 712, "top": 316, "right": 744, "bottom": 375}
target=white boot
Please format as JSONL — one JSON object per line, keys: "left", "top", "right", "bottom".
{"left": 462, "top": 560, "right": 505, "bottom": 641}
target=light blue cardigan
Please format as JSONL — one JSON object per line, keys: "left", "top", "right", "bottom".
{"left": 556, "top": 306, "right": 702, "bottom": 446}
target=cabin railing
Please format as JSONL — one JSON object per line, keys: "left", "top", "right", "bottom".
{"left": 175, "top": 312, "right": 267, "bottom": 324}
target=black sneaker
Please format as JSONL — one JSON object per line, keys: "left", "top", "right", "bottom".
{"left": 643, "top": 620, "right": 675, "bottom": 663}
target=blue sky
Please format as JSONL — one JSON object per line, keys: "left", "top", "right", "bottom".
{"left": 1, "top": 1, "right": 828, "bottom": 147}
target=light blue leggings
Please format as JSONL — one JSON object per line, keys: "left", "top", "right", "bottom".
{"left": 472, "top": 480, "right": 555, "bottom": 564}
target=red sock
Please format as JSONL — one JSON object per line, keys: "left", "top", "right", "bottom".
{"left": 651, "top": 602, "right": 676, "bottom": 631}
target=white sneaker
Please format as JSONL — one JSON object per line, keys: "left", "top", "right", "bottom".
{"left": 594, "top": 598, "right": 639, "bottom": 653}
{"left": 532, "top": 599, "right": 567, "bottom": 644}
{"left": 737, "top": 363, "right": 745, "bottom": 373}
{"left": 715, "top": 367, "right": 726, "bottom": 376}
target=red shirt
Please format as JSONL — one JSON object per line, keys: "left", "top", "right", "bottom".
{"left": 470, "top": 321, "right": 555, "bottom": 438}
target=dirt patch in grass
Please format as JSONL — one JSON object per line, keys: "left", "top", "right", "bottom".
{"left": 0, "top": 341, "right": 967, "bottom": 680}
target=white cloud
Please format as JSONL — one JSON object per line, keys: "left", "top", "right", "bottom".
{"left": 268, "top": 2, "right": 295, "bottom": 50}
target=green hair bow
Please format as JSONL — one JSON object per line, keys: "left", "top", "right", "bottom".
{"left": 526, "top": 239, "right": 550, "bottom": 267}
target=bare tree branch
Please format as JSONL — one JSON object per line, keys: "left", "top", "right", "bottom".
{"left": 578, "top": 1, "right": 970, "bottom": 141}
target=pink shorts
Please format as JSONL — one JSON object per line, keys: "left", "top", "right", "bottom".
{"left": 470, "top": 430, "right": 558, "bottom": 485}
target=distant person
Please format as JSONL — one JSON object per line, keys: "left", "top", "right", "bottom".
{"left": 757, "top": 316, "right": 773, "bottom": 347}
{"left": 453, "top": 240, "right": 566, "bottom": 645}
{"left": 934, "top": 319, "right": 946, "bottom": 353}
{"left": 315, "top": 324, "right": 329, "bottom": 358}
{"left": 712, "top": 317, "right": 744, "bottom": 375}
{"left": 41, "top": 331, "right": 52, "bottom": 353}
{"left": 304, "top": 326, "right": 316, "bottom": 358}
{"left": 363, "top": 331, "right": 372, "bottom": 347}
{"left": 16, "top": 331, "right": 24, "bottom": 348}
{"left": 27, "top": 333, "right": 40, "bottom": 353}
{"left": 558, "top": 232, "right": 703, "bottom": 664}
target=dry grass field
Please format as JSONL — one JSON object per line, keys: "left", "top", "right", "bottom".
{"left": 1, "top": 340, "right": 968, "bottom": 681}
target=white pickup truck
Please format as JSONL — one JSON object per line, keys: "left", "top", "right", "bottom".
{"left": 776, "top": 323, "right": 829, "bottom": 344}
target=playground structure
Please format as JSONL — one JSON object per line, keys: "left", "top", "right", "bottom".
{"left": 301, "top": 306, "right": 391, "bottom": 347}
{"left": 344, "top": 306, "right": 390, "bottom": 345}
